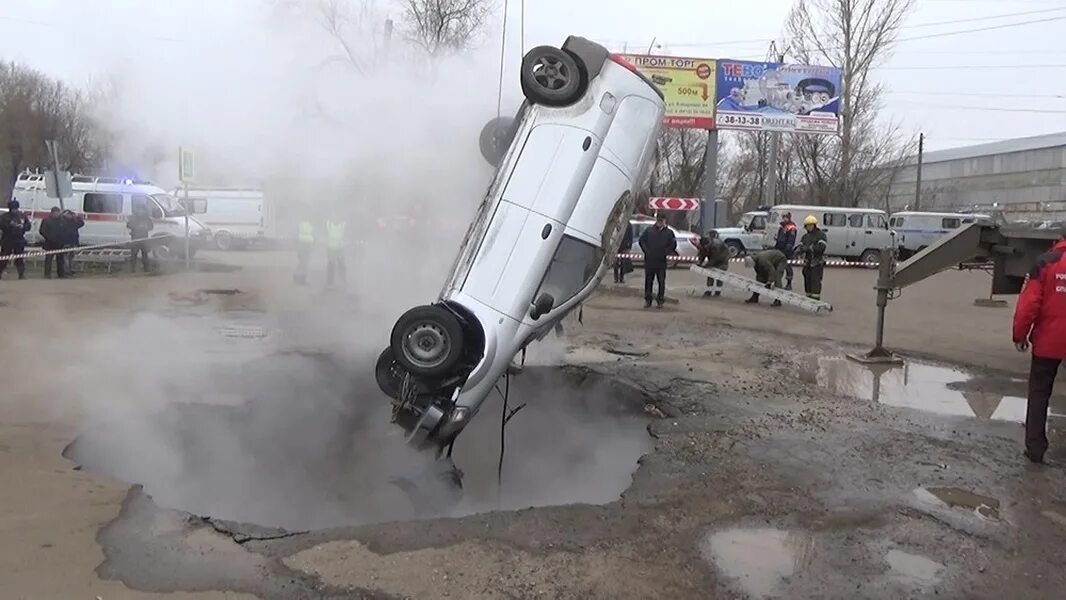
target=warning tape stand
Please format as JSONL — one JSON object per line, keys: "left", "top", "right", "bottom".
{"left": 689, "top": 265, "right": 833, "bottom": 313}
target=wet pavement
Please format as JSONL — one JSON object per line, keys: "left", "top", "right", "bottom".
{"left": 816, "top": 356, "right": 1066, "bottom": 422}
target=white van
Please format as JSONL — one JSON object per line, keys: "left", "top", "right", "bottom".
{"left": 764, "top": 204, "right": 894, "bottom": 262}
{"left": 889, "top": 211, "right": 991, "bottom": 259}
{"left": 174, "top": 187, "right": 272, "bottom": 250}
{"left": 10, "top": 172, "right": 211, "bottom": 257}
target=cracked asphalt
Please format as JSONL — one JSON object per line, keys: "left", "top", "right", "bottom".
{"left": 1, "top": 252, "right": 1064, "bottom": 599}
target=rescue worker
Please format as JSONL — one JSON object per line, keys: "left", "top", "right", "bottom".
{"left": 638, "top": 214, "right": 677, "bottom": 309}
{"left": 0, "top": 200, "right": 32, "bottom": 280}
{"left": 774, "top": 211, "right": 798, "bottom": 290}
{"left": 613, "top": 221, "right": 634, "bottom": 284}
{"left": 126, "top": 203, "right": 154, "bottom": 273}
{"left": 1012, "top": 228, "right": 1066, "bottom": 464}
{"left": 743, "top": 249, "right": 786, "bottom": 307}
{"left": 325, "top": 212, "right": 347, "bottom": 289}
{"left": 39, "top": 207, "right": 67, "bottom": 279}
{"left": 697, "top": 229, "right": 730, "bottom": 297}
{"left": 61, "top": 209, "right": 84, "bottom": 277}
{"left": 294, "top": 217, "right": 315, "bottom": 285}
{"left": 798, "top": 214, "right": 828, "bottom": 300}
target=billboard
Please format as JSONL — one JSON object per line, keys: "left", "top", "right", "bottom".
{"left": 621, "top": 54, "right": 716, "bottom": 129}
{"left": 715, "top": 59, "right": 842, "bottom": 134}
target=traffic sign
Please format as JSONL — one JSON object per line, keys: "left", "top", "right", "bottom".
{"left": 179, "top": 147, "right": 195, "bottom": 183}
{"left": 648, "top": 197, "right": 701, "bottom": 211}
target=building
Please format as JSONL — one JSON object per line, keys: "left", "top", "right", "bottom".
{"left": 883, "top": 131, "right": 1066, "bottom": 220}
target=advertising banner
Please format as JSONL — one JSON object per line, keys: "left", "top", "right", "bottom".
{"left": 715, "top": 59, "right": 842, "bottom": 135}
{"left": 621, "top": 54, "right": 716, "bottom": 129}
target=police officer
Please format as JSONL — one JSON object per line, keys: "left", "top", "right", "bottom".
{"left": 295, "top": 216, "right": 315, "bottom": 285}
{"left": 325, "top": 212, "right": 347, "bottom": 289}
{"left": 0, "top": 200, "right": 32, "bottom": 280}
{"left": 39, "top": 207, "right": 67, "bottom": 279}
{"left": 126, "top": 203, "right": 154, "bottom": 272}
{"left": 744, "top": 249, "right": 787, "bottom": 307}
{"left": 774, "top": 212, "right": 798, "bottom": 290}
{"left": 638, "top": 214, "right": 677, "bottom": 309}
{"left": 698, "top": 229, "right": 730, "bottom": 297}
{"left": 799, "top": 215, "right": 828, "bottom": 300}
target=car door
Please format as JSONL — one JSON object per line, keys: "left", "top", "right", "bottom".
{"left": 81, "top": 192, "right": 126, "bottom": 244}
{"left": 821, "top": 212, "right": 847, "bottom": 256}
{"left": 522, "top": 231, "right": 604, "bottom": 329}
{"left": 865, "top": 214, "right": 891, "bottom": 250}
{"left": 503, "top": 123, "right": 600, "bottom": 224}
{"left": 845, "top": 213, "right": 866, "bottom": 255}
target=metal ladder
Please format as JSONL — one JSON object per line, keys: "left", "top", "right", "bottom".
{"left": 690, "top": 265, "right": 833, "bottom": 313}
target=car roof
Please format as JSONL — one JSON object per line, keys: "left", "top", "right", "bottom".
{"left": 772, "top": 205, "right": 887, "bottom": 215}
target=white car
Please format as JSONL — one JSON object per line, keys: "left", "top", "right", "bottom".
{"left": 628, "top": 219, "right": 700, "bottom": 266}
{"left": 375, "top": 37, "right": 664, "bottom": 453}
{"left": 714, "top": 210, "right": 768, "bottom": 257}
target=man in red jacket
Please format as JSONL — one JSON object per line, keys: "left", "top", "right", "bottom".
{"left": 1013, "top": 229, "right": 1066, "bottom": 463}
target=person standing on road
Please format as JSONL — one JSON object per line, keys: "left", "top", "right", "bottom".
{"left": 774, "top": 212, "right": 798, "bottom": 290}
{"left": 613, "top": 221, "right": 634, "bottom": 284}
{"left": 294, "top": 217, "right": 315, "bottom": 285}
{"left": 39, "top": 207, "right": 67, "bottom": 279}
{"left": 126, "top": 203, "right": 154, "bottom": 273}
{"left": 0, "top": 200, "right": 32, "bottom": 280}
{"left": 61, "top": 209, "right": 84, "bottom": 277}
{"left": 1012, "top": 228, "right": 1066, "bottom": 464}
{"left": 743, "top": 249, "right": 787, "bottom": 307}
{"left": 325, "top": 212, "right": 347, "bottom": 289}
{"left": 638, "top": 214, "right": 676, "bottom": 309}
{"left": 698, "top": 229, "right": 731, "bottom": 297}
{"left": 799, "top": 215, "right": 828, "bottom": 300}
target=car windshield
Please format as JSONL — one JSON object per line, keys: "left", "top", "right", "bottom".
{"left": 738, "top": 214, "right": 753, "bottom": 228}
{"left": 151, "top": 193, "right": 185, "bottom": 216}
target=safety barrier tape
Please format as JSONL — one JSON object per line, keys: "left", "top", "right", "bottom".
{"left": 0, "top": 234, "right": 176, "bottom": 262}
{"left": 615, "top": 253, "right": 879, "bottom": 268}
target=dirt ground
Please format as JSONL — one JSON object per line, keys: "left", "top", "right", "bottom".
{"left": 1, "top": 250, "right": 1064, "bottom": 599}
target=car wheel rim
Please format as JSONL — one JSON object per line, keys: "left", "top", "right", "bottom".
{"left": 403, "top": 323, "right": 450, "bottom": 369}
{"left": 532, "top": 56, "right": 570, "bottom": 91}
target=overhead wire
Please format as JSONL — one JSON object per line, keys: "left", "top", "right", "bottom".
{"left": 495, "top": 0, "right": 509, "bottom": 119}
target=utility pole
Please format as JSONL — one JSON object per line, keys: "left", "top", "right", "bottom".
{"left": 700, "top": 130, "right": 719, "bottom": 232}
{"left": 762, "top": 42, "right": 787, "bottom": 207}
{"left": 384, "top": 18, "right": 393, "bottom": 59}
{"left": 914, "top": 132, "right": 925, "bottom": 211}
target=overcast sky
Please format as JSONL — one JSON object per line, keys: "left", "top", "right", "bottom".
{"left": 2, "top": 0, "right": 1064, "bottom": 152}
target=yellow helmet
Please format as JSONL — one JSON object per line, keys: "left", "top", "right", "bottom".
{"left": 804, "top": 215, "right": 818, "bottom": 226}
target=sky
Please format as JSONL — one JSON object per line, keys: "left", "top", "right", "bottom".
{"left": 1, "top": 0, "right": 1064, "bottom": 156}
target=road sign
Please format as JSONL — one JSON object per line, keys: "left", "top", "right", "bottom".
{"left": 179, "top": 147, "right": 195, "bottom": 183}
{"left": 44, "top": 170, "right": 72, "bottom": 200}
{"left": 648, "top": 197, "right": 701, "bottom": 211}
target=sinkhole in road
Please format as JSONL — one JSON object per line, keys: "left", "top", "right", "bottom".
{"left": 63, "top": 353, "right": 654, "bottom": 532}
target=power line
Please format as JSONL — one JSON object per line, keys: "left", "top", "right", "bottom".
{"left": 903, "top": 6, "right": 1066, "bottom": 29}
{"left": 895, "top": 14, "right": 1066, "bottom": 43}
{"left": 887, "top": 91, "right": 1066, "bottom": 99}
{"left": 893, "top": 101, "right": 1066, "bottom": 114}
{"left": 881, "top": 63, "right": 1066, "bottom": 70}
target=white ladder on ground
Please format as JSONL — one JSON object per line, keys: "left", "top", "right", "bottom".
{"left": 690, "top": 265, "right": 833, "bottom": 313}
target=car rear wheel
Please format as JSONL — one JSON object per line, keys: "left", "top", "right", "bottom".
{"left": 375, "top": 347, "right": 406, "bottom": 400}
{"left": 391, "top": 305, "right": 465, "bottom": 378}
{"left": 214, "top": 231, "right": 234, "bottom": 251}
{"left": 478, "top": 116, "right": 516, "bottom": 167}
{"left": 520, "top": 46, "right": 585, "bottom": 106}
{"left": 860, "top": 249, "right": 882, "bottom": 264}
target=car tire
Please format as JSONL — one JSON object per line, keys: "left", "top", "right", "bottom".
{"left": 215, "top": 231, "right": 233, "bottom": 251}
{"left": 520, "top": 46, "right": 586, "bottom": 106}
{"left": 860, "top": 249, "right": 882, "bottom": 264}
{"left": 375, "top": 347, "right": 406, "bottom": 400}
{"left": 391, "top": 305, "right": 465, "bottom": 378}
{"left": 725, "top": 240, "right": 744, "bottom": 258}
{"left": 479, "top": 116, "right": 516, "bottom": 167}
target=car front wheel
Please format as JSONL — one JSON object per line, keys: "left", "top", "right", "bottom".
{"left": 390, "top": 305, "right": 465, "bottom": 378}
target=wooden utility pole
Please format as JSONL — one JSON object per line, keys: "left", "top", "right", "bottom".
{"left": 914, "top": 132, "right": 924, "bottom": 211}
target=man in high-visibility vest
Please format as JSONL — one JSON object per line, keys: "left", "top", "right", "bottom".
{"left": 325, "top": 213, "right": 347, "bottom": 289}
{"left": 294, "top": 218, "right": 315, "bottom": 285}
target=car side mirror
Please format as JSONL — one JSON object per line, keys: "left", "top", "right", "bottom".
{"left": 529, "top": 292, "right": 555, "bottom": 320}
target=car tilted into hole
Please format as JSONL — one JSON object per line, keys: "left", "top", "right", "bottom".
{"left": 376, "top": 36, "right": 665, "bottom": 453}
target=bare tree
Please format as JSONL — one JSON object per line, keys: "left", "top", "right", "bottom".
{"left": 785, "top": 0, "right": 915, "bottom": 205}
{"left": 400, "top": 0, "right": 494, "bottom": 56}
{"left": 0, "top": 62, "right": 111, "bottom": 199}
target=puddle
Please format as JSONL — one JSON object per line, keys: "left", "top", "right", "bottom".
{"left": 700, "top": 528, "right": 812, "bottom": 599}
{"left": 914, "top": 486, "right": 1000, "bottom": 520}
{"left": 64, "top": 362, "right": 652, "bottom": 531}
{"left": 885, "top": 549, "right": 944, "bottom": 586}
{"left": 817, "top": 357, "right": 1066, "bottom": 422}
